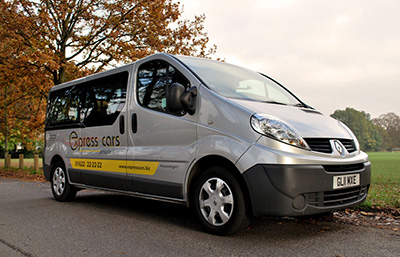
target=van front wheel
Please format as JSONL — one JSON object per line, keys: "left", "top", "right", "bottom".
{"left": 51, "top": 161, "right": 77, "bottom": 202}
{"left": 193, "top": 167, "right": 250, "bottom": 235}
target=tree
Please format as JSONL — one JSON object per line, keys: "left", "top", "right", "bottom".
{"left": 0, "top": 6, "right": 53, "bottom": 157}
{"left": 372, "top": 113, "right": 400, "bottom": 151}
{"left": 1, "top": 0, "right": 216, "bottom": 85}
{"left": 0, "top": 0, "right": 216, "bottom": 159}
{"left": 331, "top": 108, "right": 384, "bottom": 151}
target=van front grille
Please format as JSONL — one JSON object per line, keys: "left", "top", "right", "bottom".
{"left": 305, "top": 186, "right": 368, "bottom": 208}
{"left": 339, "top": 139, "right": 356, "bottom": 153}
{"left": 323, "top": 163, "right": 364, "bottom": 173}
{"left": 304, "top": 138, "right": 357, "bottom": 154}
{"left": 304, "top": 138, "right": 332, "bottom": 153}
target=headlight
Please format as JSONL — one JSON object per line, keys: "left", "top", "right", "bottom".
{"left": 251, "top": 114, "right": 309, "bottom": 149}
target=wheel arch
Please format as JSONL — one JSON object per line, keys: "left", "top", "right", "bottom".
{"left": 186, "top": 155, "right": 253, "bottom": 216}
{"left": 49, "top": 155, "right": 65, "bottom": 178}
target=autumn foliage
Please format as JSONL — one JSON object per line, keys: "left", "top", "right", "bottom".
{"left": 0, "top": 0, "right": 216, "bottom": 153}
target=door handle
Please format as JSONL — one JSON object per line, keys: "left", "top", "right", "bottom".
{"left": 119, "top": 115, "right": 125, "bottom": 134}
{"left": 132, "top": 113, "right": 137, "bottom": 133}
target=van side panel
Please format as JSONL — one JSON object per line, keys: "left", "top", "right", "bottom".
{"left": 126, "top": 56, "right": 199, "bottom": 199}
{"left": 44, "top": 128, "right": 81, "bottom": 183}
{"left": 44, "top": 67, "right": 132, "bottom": 189}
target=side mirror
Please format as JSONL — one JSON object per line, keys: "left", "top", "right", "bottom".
{"left": 167, "top": 83, "right": 197, "bottom": 115}
{"left": 180, "top": 86, "right": 197, "bottom": 115}
{"left": 167, "top": 83, "right": 186, "bottom": 113}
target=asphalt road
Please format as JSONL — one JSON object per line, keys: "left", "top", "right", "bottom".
{"left": 0, "top": 178, "right": 399, "bottom": 257}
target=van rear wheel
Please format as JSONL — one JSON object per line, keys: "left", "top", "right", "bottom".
{"left": 51, "top": 161, "right": 77, "bottom": 202}
{"left": 193, "top": 167, "right": 250, "bottom": 235}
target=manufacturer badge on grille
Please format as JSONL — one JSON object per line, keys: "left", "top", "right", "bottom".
{"left": 334, "top": 140, "right": 344, "bottom": 155}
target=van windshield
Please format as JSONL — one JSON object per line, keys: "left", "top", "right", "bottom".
{"left": 176, "top": 56, "right": 302, "bottom": 106}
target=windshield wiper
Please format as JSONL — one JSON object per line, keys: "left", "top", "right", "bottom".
{"left": 263, "top": 101, "right": 288, "bottom": 105}
{"left": 293, "top": 103, "right": 314, "bottom": 109}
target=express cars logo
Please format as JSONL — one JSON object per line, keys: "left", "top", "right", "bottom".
{"left": 69, "top": 131, "right": 99, "bottom": 151}
{"left": 69, "top": 131, "right": 119, "bottom": 151}
{"left": 70, "top": 131, "right": 79, "bottom": 151}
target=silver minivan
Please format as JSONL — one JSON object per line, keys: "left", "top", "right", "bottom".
{"left": 43, "top": 53, "right": 371, "bottom": 235}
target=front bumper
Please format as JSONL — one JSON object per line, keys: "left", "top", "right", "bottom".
{"left": 243, "top": 162, "right": 371, "bottom": 217}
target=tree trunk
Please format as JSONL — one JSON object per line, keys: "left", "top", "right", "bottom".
{"left": 53, "top": 66, "right": 66, "bottom": 85}
{"left": 4, "top": 86, "right": 8, "bottom": 167}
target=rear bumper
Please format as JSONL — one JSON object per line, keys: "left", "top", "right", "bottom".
{"left": 243, "top": 162, "right": 371, "bottom": 217}
{"left": 43, "top": 163, "right": 51, "bottom": 181}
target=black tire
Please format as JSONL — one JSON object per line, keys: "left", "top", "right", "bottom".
{"left": 193, "top": 166, "right": 250, "bottom": 235}
{"left": 51, "top": 161, "right": 77, "bottom": 202}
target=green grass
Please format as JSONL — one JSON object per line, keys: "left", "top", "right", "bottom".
{"left": 361, "top": 152, "right": 400, "bottom": 208}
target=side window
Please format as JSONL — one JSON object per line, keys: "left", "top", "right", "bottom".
{"left": 47, "top": 85, "right": 81, "bottom": 127}
{"left": 137, "top": 60, "right": 190, "bottom": 114}
{"left": 82, "top": 72, "right": 128, "bottom": 127}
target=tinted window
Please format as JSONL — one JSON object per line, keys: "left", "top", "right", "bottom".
{"left": 46, "top": 72, "right": 128, "bottom": 129}
{"left": 82, "top": 73, "right": 128, "bottom": 127}
{"left": 137, "top": 60, "right": 189, "bottom": 114}
{"left": 46, "top": 85, "right": 81, "bottom": 127}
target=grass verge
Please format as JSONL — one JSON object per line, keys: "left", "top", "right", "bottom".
{"left": 0, "top": 158, "right": 45, "bottom": 182}
{"left": 0, "top": 167, "right": 46, "bottom": 182}
{"left": 360, "top": 152, "right": 400, "bottom": 209}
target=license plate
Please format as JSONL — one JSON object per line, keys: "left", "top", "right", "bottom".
{"left": 333, "top": 174, "right": 360, "bottom": 189}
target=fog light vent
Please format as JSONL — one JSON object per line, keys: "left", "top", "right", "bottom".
{"left": 292, "top": 194, "right": 306, "bottom": 210}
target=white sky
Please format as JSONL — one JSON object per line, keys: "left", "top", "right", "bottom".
{"left": 180, "top": 0, "right": 400, "bottom": 118}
